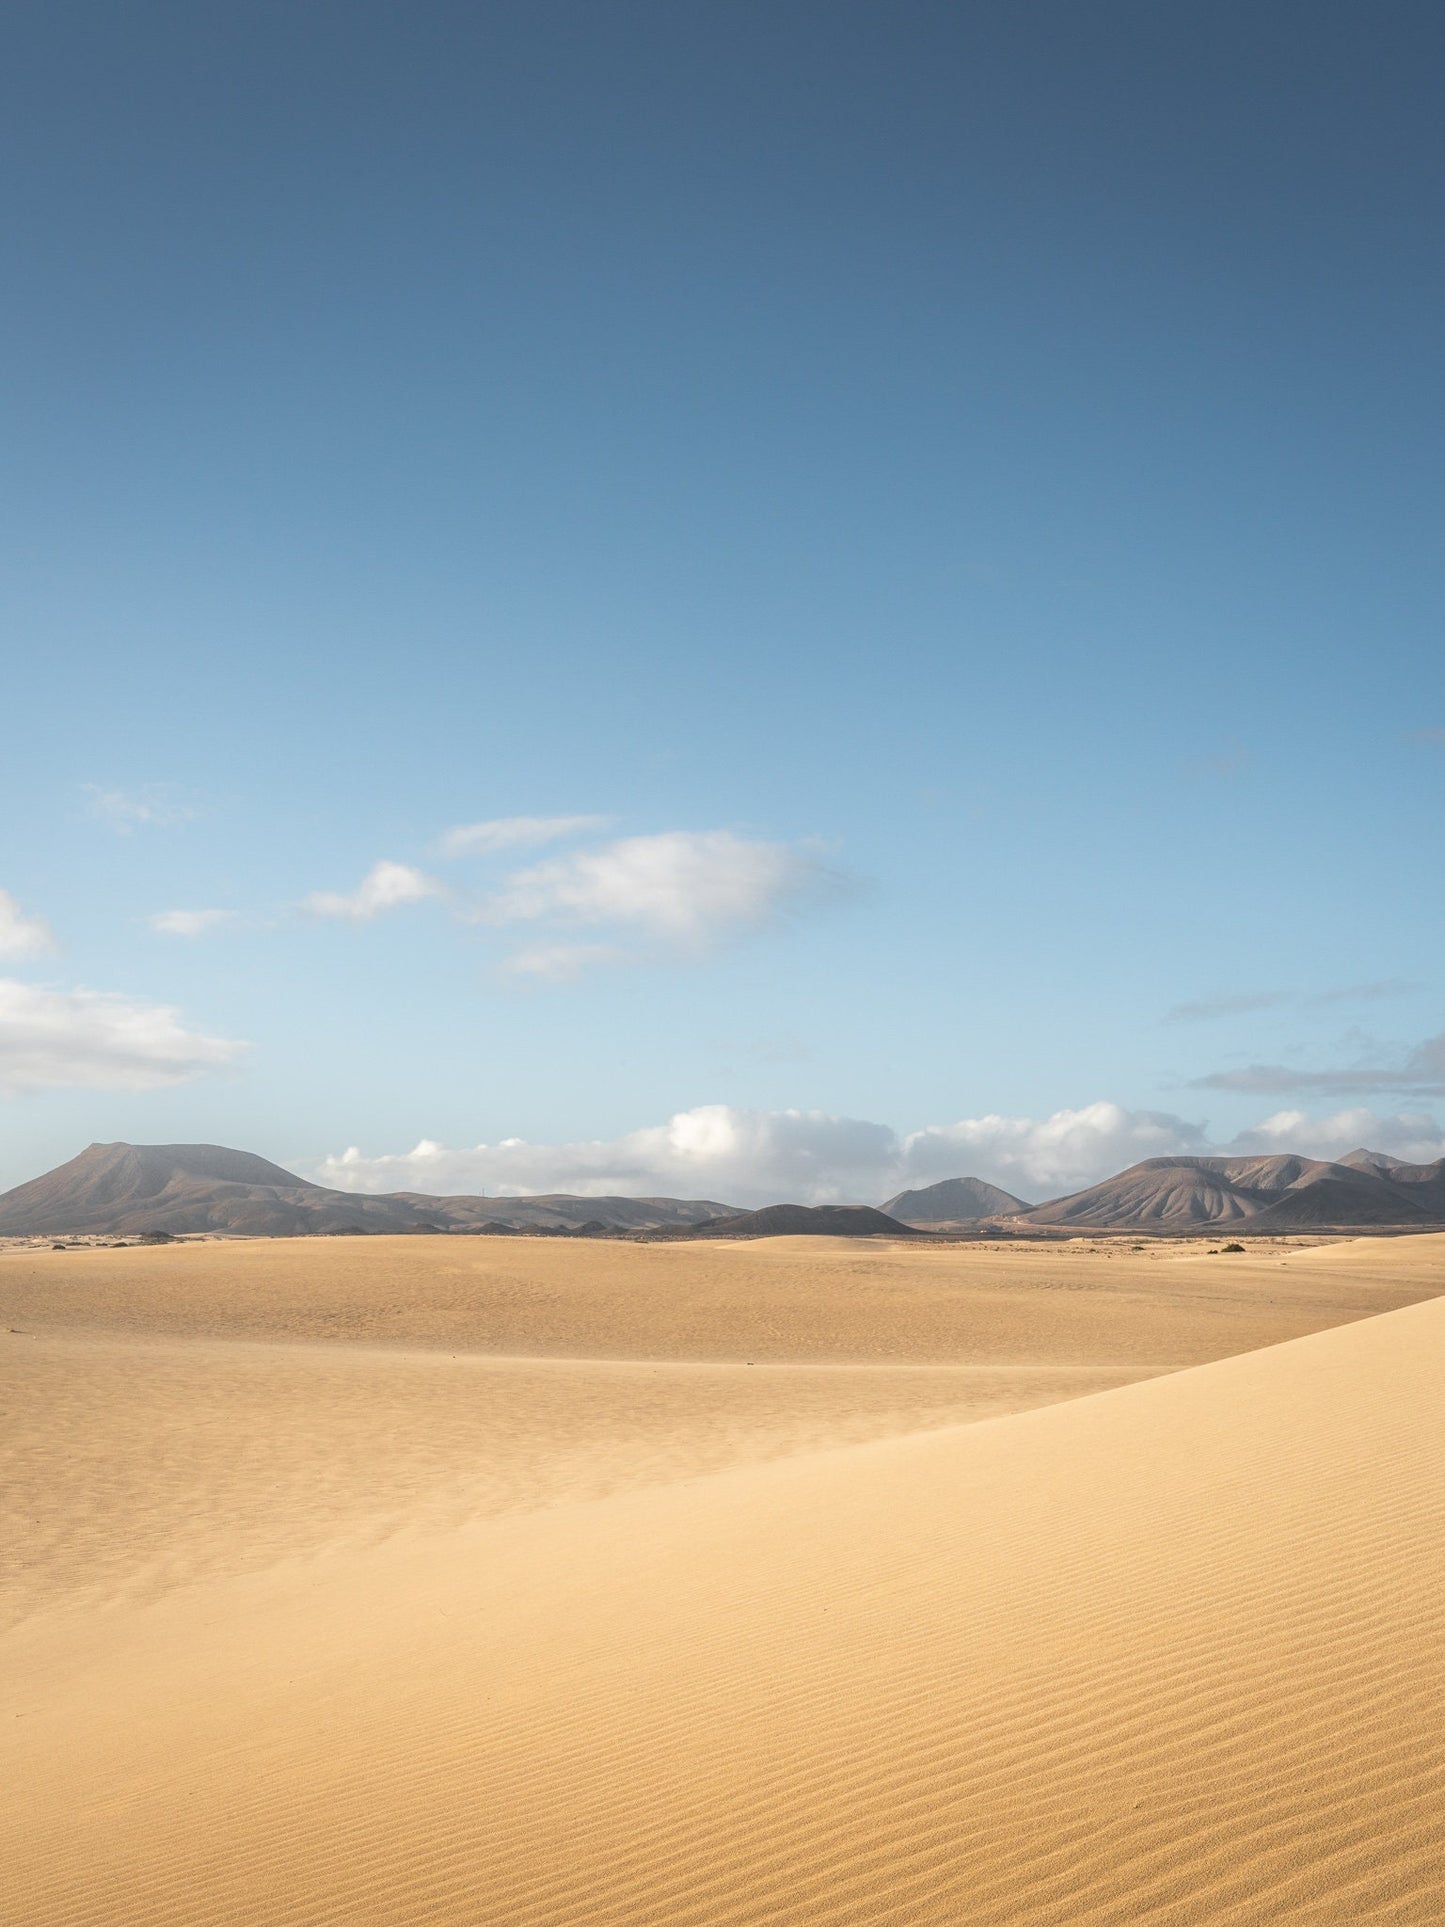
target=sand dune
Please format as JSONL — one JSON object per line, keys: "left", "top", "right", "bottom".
{"left": 4, "top": 1232, "right": 1444, "bottom": 1922}
{"left": 4, "top": 1333, "right": 1140, "bottom": 1627}
{"left": 3, "top": 1225, "right": 1432, "bottom": 1359}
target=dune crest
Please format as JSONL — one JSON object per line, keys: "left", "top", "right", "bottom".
{"left": 3, "top": 1233, "right": 1445, "bottom": 1922}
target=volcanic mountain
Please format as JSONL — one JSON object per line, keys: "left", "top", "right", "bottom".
{"left": 881, "top": 1176, "right": 1032, "bottom": 1226}
{"left": 1019, "top": 1151, "right": 1445, "bottom": 1232}
{"left": 683, "top": 1203, "right": 926, "bottom": 1239}
{"left": 5, "top": 1140, "right": 1443, "bottom": 1242}
{"left": 0, "top": 1143, "right": 730, "bottom": 1238}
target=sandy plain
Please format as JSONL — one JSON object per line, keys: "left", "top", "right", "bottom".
{"left": 3, "top": 1230, "right": 1444, "bottom": 1923}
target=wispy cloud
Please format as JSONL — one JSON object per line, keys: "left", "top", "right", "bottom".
{"left": 1168, "top": 991, "right": 1293, "bottom": 1023}
{"left": 0, "top": 891, "right": 56, "bottom": 961}
{"left": 302, "top": 860, "right": 444, "bottom": 922}
{"left": 0, "top": 979, "right": 245, "bottom": 1093}
{"left": 1194, "top": 1031, "right": 1445, "bottom": 1097}
{"left": 498, "top": 942, "right": 627, "bottom": 983}
{"left": 84, "top": 783, "right": 199, "bottom": 832}
{"left": 1308, "top": 980, "right": 1421, "bottom": 1006}
{"left": 149, "top": 908, "right": 236, "bottom": 939}
{"left": 1168, "top": 981, "right": 1418, "bottom": 1023}
{"left": 298, "top": 825, "right": 842, "bottom": 971}
{"left": 439, "top": 814, "right": 612, "bottom": 858}
{"left": 486, "top": 830, "right": 834, "bottom": 947}
{"left": 1404, "top": 726, "right": 1445, "bottom": 745}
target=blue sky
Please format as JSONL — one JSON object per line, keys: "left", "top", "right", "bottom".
{"left": 2, "top": 1, "right": 1442, "bottom": 1202}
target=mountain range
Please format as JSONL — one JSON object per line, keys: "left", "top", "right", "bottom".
{"left": 0, "top": 1142, "right": 727, "bottom": 1238}
{"left": 1017, "top": 1150, "right": 1445, "bottom": 1231}
{"left": 1, "top": 1140, "right": 1443, "bottom": 1240}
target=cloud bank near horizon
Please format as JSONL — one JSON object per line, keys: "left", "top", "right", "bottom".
{"left": 309, "top": 1099, "right": 1445, "bottom": 1209}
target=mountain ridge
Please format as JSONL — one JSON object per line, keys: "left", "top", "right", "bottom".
{"left": 0, "top": 1142, "right": 730, "bottom": 1237}
{"left": 1016, "top": 1150, "right": 1445, "bottom": 1230}
{"left": 3, "top": 1141, "right": 1444, "bottom": 1239}
{"left": 681, "top": 1203, "right": 925, "bottom": 1240}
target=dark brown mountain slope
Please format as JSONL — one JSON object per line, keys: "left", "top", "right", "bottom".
{"left": 684, "top": 1203, "right": 927, "bottom": 1240}
{"left": 0, "top": 1143, "right": 730, "bottom": 1237}
{"left": 881, "top": 1176, "right": 1032, "bottom": 1225}
{"left": 1021, "top": 1152, "right": 1445, "bottom": 1231}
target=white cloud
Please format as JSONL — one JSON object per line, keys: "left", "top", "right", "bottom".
{"left": 313, "top": 1105, "right": 898, "bottom": 1206}
{"left": 149, "top": 908, "right": 235, "bottom": 939}
{"left": 297, "top": 826, "right": 836, "bottom": 971}
{"left": 302, "top": 861, "right": 444, "bottom": 922}
{"left": 0, "top": 891, "right": 56, "bottom": 960}
{"left": 1224, "top": 1107, "right": 1445, "bottom": 1165}
{"left": 897, "top": 1101, "right": 1210, "bottom": 1196}
{"left": 310, "top": 1097, "right": 1445, "bottom": 1208}
{"left": 84, "top": 784, "right": 198, "bottom": 832}
{"left": 439, "top": 814, "right": 612, "bottom": 858}
{"left": 498, "top": 942, "right": 628, "bottom": 983}
{"left": 0, "top": 979, "right": 245, "bottom": 1094}
{"left": 487, "top": 831, "right": 830, "bottom": 946}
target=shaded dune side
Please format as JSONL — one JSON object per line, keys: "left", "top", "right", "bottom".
{"left": 1, "top": 1335, "right": 1144, "bottom": 1625}
{"left": 7, "top": 1290, "right": 1445, "bottom": 1925}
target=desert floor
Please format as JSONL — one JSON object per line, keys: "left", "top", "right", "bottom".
{"left": 3, "top": 1231, "right": 1444, "bottom": 1923}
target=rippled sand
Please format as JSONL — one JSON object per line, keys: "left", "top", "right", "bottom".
{"left": 3, "top": 1230, "right": 1442, "bottom": 1923}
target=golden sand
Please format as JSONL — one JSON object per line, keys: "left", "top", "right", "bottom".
{"left": 3, "top": 1231, "right": 1443, "bottom": 1922}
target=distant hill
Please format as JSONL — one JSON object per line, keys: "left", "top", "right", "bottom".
{"left": 5, "top": 1139, "right": 1442, "bottom": 1243}
{"left": 1018, "top": 1151, "right": 1445, "bottom": 1232}
{"left": 1338, "top": 1148, "right": 1417, "bottom": 1176}
{"left": 0, "top": 1142, "right": 731, "bottom": 1238}
{"left": 881, "top": 1176, "right": 1032, "bottom": 1225}
{"left": 686, "top": 1203, "right": 926, "bottom": 1240}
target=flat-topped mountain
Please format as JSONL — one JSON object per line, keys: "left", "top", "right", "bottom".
{"left": 0, "top": 1142, "right": 729, "bottom": 1238}
{"left": 881, "top": 1176, "right": 1032, "bottom": 1225}
{"left": 0, "top": 1141, "right": 316, "bottom": 1228}
{"left": 1018, "top": 1150, "right": 1445, "bottom": 1231}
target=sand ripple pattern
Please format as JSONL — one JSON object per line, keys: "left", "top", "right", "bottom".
{"left": 5, "top": 1284, "right": 1445, "bottom": 1924}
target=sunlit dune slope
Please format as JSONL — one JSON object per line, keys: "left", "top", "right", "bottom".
{"left": 4, "top": 1231, "right": 1436, "bottom": 1623}
{"left": 4, "top": 1334, "right": 1138, "bottom": 1625}
{"left": 3, "top": 1236, "right": 1444, "bottom": 1925}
